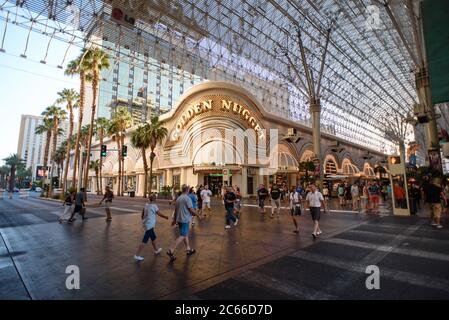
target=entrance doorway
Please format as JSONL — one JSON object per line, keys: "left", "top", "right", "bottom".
{"left": 203, "top": 174, "right": 232, "bottom": 196}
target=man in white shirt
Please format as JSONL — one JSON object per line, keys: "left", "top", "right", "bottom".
{"left": 305, "top": 184, "right": 326, "bottom": 239}
{"left": 201, "top": 185, "right": 213, "bottom": 216}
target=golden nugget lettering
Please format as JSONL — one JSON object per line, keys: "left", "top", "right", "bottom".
{"left": 170, "top": 98, "right": 265, "bottom": 140}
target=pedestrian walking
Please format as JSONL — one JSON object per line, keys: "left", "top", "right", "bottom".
{"left": 134, "top": 195, "right": 169, "bottom": 261}
{"left": 234, "top": 185, "right": 243, "bottom": 218}
{"left": 99, "top": 186, "right": 114, "bottom": 222}
{"left": 224, "top": 186, "right": 238, "bottom": 229}
{"left": 289, "top": 186, "right": 302, "bottom": 233}
{"left": 338, "top": 183, "right": 345, "bottom": 206}
{"left": 351, "top": 183, "right": 360, "bottom": 211}
{"left": 269, "top": 184, "right": 281, "bottom": 219}
{"left": 424, "top": 178, "right": 445, "bottom": 229}
{"left": 201, "top": 185, "right": 212, "bottom": 216}
{"left": 368, "top": 182, "right": 380, "bottom": 214}
{"left": 196, "top": 185, "right": 204, "bottom": 216}
{"left": 257, "top": 184, "right": 268, "bottom": 214}
{"left": 166, "top": 185, "right": 200, "bottom": 262}
{"left": 59, "top": 191, "right": 75, "bottom": 223}
{"left": 188, "top": 187, "right": 198, "bottom": 226}
{"left": 306, "top": 184, "right": 326, "bottom": 239}
{"left": 68, "top": 188, "right": 87, "bottom": 223}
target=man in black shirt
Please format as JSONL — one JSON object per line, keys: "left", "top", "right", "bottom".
{"left": 425, "top": 179, "right": 445, "bottom": 229}
{"left": 257, "top": 184, "right": 268, "bottom": 214}
{"left": 270, "top": 184, "right": 282, "bottom": 218}
{"left": 224, "top": 186, "right": 238, "bottom": 229}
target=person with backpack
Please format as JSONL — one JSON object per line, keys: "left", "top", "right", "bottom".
{"left": 270, "top": 184, "right": 282, "bottom": 219}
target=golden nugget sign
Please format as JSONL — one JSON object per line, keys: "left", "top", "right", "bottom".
{"left": 171, "top": 98, "right": 264, "bottom": 140}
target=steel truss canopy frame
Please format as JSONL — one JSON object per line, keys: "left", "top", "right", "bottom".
{"left": 0, "top": 0, "right": 423, "bottom": 153}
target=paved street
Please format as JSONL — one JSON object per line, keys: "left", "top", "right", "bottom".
{"left": 0, "top": 193, "right": 448, "bottom": 300}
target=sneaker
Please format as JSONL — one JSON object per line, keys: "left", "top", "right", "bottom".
{"left": 82, "top": 217, "right": 88, "bottom": 221}
{"left": 312, "top": 233, "right": 317, "bottom": 239}
{"left": 234, "top": 219, "right": 239, "bottom": 226}
{"left": 134, "top": 255, "right": 144, "bottom": 261}
{"left": 431, "top": 222, "right": 438, "bottom": 226}
{"left": 436, "top": 225, "right": 443, "bottom": 229}
{"left": 293, "top": 230, "right": 299, "bottom": 234}
{"left": 225, "top": 225, "right": 231, "bottom": 229}
{"left": 317, "top": 231, "right": 322, "bottom": 235}
{"left": 154, "top": 248, "right": 162, "bottom": 255}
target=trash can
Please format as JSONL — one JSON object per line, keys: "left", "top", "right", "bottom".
{"left": 129, "top": 191, "right": 135, "bottom": 197}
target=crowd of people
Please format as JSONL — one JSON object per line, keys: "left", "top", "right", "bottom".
{"left": 55, "top": 176, "right": 447, "bottom": 263}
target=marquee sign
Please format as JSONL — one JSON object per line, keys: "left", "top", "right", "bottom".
{"left": 171, "top": 97, "right": 264, "bottom": 140}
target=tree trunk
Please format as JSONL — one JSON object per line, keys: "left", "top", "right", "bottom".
{"left": 116, "top": 139, "right": 121, "bottom": 196}
{"left": 141, "top": 148, "right": 148, "bottom": 198}
{"left": 62, "top": 104, "right": 74, "bottom": 193}
{"left": 9, "top": 166, "right": 16, "bottom": 192}
{"left": 99, "top": 132, "right": 103, "bottom": 195}
{"left": 48, "top": 117, "right": 59, "bottom": 197}
{"left": 148, "top": 151, "right": 155, "bottom": 196}
{"left": 121, "top": 134, "right": 125, "bottom": 196}
{"left": 83, "top": 64, "right": 98, "bottom": 191}
{"left": 95, "top": 169, "right": 100, "bottom": 194}
{"left": 42, "top": 128, "right": 52, "bottom": 196}
{"left": 72, "top": 71, "right": 85, "bottom": 189}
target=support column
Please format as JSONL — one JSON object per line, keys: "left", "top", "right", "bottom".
{"left": 310, "top": 98, "right": 323, "bottom": 185}
{"left": 180, "top": 167, "right": 187, "bottom": 186}
{"left": 415, "top": 68, "right": 441, "bottom": 170}
{"left": 241, "top": 167, "right": 248, "bottom": 197}
{"left": 166, "top": 169, "right": 173, "bottom": 188}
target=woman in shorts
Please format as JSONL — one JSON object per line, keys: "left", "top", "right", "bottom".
{"left": 289, "top": 186, "right": 302, "bottom": 233}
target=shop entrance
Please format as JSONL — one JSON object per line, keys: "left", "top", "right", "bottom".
{"left": 204, "top": 174, "right": 232, "bottom": 196}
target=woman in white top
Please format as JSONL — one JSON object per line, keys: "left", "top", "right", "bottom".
{"left": 289, "top": 186, "right": 302, "bottom": 233}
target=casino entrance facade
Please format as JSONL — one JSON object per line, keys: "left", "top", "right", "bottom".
{"left": 84, "top": 81, "right": 386, "bottom": 197}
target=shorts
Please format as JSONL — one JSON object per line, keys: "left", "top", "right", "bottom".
{"left": 290, "top": 206, "right": 301, "bottom": 216}
{"left": 198, "top": 201, "right": 203, "bottom": 209}
{"left": 178, "top": 222, "right": 190, "bottom": 237}
{"left": 142, "top": 228, "right": 156, "bottom": 243}
{"left": 310, "top": 207, "right": 321, "bottom": 221}
{"left": 369, "top": 195, "right": 379, "bottom": 203}
{"left": 203, "top": 201, "right": 211, "bottom": 209}
{"left": 271, "top": 198, "right": 281, "bottom": 208}
{"left": 430, "top": 203, "right": 442, "bottom": 219}
{"left": 258, "top": 198, "right": 265, "bottom": 208}
{"left": 105, "top": 201, "right": 111, "bottom": 208}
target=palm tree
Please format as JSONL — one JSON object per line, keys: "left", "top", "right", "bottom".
{"left": 42, "top": 105, "right": 67, "bottom": 197}
{"left": 146, "top": 116, "right": 168, "bottom": 194}
{"left": 53, "top": 144, "right": 67, "bottom": 188}
{"left": 56, "top": 88, "right": 79, "bottom": 192}
{"left": 3, "top": 154, "right": 24, "bottom": 193}
{"left": 299, "top": 161, "right": 316, "bottom": 184}
{"left": 95, "top": 117, "right": 110, "bottom": 194}
{"left": 78, "top": 124, "right": 93, "bottom": 190}
{"left": 109, "top": 107, "right": 132, "bottom": 196}
{"left": 65, "top": 52, "right": 91, "bottom": 188}
{"left": 131, "top": 124, "right": 151, "bottom": 198}
{"left": 35, "top": 117, "right": 53, "bottom": 192}
{"left": 82, "top": 48, "right": 110, "bottom": 191}
{"left": 0, "top": 165, "right": 10, "bottom": 189}
{"left": 89, "top": 160, "right": 100, "bottom": 194}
